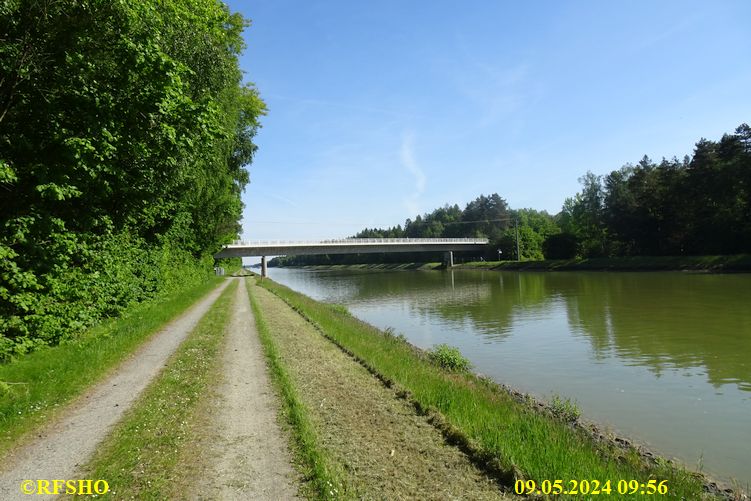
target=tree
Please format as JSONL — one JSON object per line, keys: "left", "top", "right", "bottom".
{"left": 559, "top": 172, "right": 607, "bottom": 257}
{"left": 0, "top": 0, "right": 265, "bottom": 359}
{"left": 543, "top": 233, "right": 579, "bottom": 259}
{"left": 457, "top": 193, "right": 510, "bottom": 240}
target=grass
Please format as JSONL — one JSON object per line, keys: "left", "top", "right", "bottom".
{"left": 246, "top": 278, "right": 347, "bottom": 500}
{"left": 549, "top": 394, "right": 582, "bottom": 423}
{"left": 258, "top": 278, "right": 718, "bottom": 500}
{"left": 428, "top": 343, "right": 472, "bottom": 372}
{"left": 0, "top": 276, "right": 224, "bottom": 456}
{"left": 79, "top": 280, "right": 237, "bottom": 499}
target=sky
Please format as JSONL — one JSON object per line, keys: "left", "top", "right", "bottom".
{"left": 224, "top": 0, "right": 751, "bottom": 242}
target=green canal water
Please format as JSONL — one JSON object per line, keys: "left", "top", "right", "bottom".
{"left": 268, "top": 267, "right": 751, "bottom": 486}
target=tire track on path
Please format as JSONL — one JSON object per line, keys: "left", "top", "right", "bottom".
{"left": 191, "top": 278, "right": 299, "bottom": 499}
{"left": 0, "top": 279, "right": 230, "bottom": 500}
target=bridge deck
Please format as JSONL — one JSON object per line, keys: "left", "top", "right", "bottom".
{"left": 215, "top": 238, "right": 489, "bottom": 258}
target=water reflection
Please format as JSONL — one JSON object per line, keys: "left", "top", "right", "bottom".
{"left": 287, "top": 269, "right": 751, "bottom": 393}
{"left": 557, "top": 272, "right": 751, "bottom": 392}
{"left": 269, "top": 267, "right": 751, "bottom": 483}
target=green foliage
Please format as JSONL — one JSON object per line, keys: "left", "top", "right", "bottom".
{"left": 276, "top": 194, "right": 558, "bottom": 265}
{"left": 0, "top": 1, "right": 264, "bottom": 359}
{"left": 428, "top": 344, "right": 471, "bottom": 372}
{"left": 559, "top": 172, "right": 609, "bottom": 257}
{"left": 333, "top": 124, "right": 751, "bottom": 265}
{"left": 563, "top": 125, "right": 751, "bottom": 258}
{"left": 329, "top": 304, "right": 351, "bottom": 316}
{"left": 382, "top": 326, "right": 407, "bottom": 344}
{"left": 549, "top": 394, "right": 581, "bottom": 423}
{"left": 543, "top": 232, "right": 579, "bottom": 259}
{"left": 504, "top": 208, "right": 559, "bottom": 260}
{"left": 0, "top": 277, "right": 222, "bottom": 455}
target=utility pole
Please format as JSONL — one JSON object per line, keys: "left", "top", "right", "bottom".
{"left": 515, "top": 219, "right": 520, "bottom": 261}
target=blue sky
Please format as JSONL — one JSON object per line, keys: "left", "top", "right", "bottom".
{"left": 225, "top": 0, "right": 751, "bottom": 242}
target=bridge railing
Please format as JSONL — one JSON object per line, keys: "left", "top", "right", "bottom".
{"left": 228, "top": 237, "right": 489, "bottom": 246}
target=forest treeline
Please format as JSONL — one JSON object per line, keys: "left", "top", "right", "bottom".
{"left": 0, "top": 1, "right": 264, "bottom": 359}
{"left": 273, "top": 124, "right": 751, "bottom": 267}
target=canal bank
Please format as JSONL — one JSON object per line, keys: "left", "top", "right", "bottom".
{"left": 452, "top": 254, "right": 751, "bottom": 272}
{"left": 269, "top": 253, "right": 751, "bottom": 273}
{"left": 266, "top": 266, "right": 751, "bottom": 491}
{"left": 252, "top": 275, "right": 744, "bottom": 499}
{"left": 249, "top": 277, "right": 509, "bottom": 499}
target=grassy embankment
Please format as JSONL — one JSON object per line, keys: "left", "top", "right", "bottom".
{"left": 257, "top": 278, "right": 717, "bottom": 500}
{"left": 247, "top": 278, "right": 346, "bottom": 499}
{"left": 78, "top": 280, "right": 237, "bottom": 498}
{"left": 276, "top": 254, "right": 751, "bottom": 273}
{"left": 454, "top": 254, "right": 751, "bottom": 272}
{"left": 0, "top": 276, "right": 224, "bottom": 456}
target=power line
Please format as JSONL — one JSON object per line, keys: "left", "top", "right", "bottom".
{"left": 245, "top": 220, "right": 367, "bottom": 226}
{"left": 245, "top": 217, "right": 518, "bottom": 227}
{"left": 436, "top": 218, "right": 516, "bottom": 225}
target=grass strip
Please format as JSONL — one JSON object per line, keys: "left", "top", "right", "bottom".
{"left": 281, "top": 254, "right": 751, "bottom": 273}
{"left": 78, "top": 280, "right": 237, "bottom": 499}
{"left": 0, "top": 277, "right": 223, "bottom": 456}
{"left": 454, "top": 254, "right": 751, "bottom": 272}
{"left": 246, "top": 278, "right": 348, "bottom": 500}
{"left": 258, "top": 278, "right": 715, "bottom": 500}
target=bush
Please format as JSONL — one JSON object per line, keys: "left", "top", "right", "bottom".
{"left": 428, "top": 344, "right": 471, "bottom": 372}
{"left": 0, "top": 232, "right": 213, "bottom": 361}
{"left": 329, "top": 304, "right": 350, "bottom": 316}
{"left": 549, "top": 394, "right": 581, "bottom": 422}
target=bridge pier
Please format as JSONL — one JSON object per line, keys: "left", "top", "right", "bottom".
{"left": 444, "top": 251, "right": 454, "bottom": 268}
{"left": 261, "top": 256, "right": 267, "bottom": 278}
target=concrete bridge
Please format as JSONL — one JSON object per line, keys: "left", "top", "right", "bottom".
{"left": 215, "top": 238, "right": 489, "bottom": 276}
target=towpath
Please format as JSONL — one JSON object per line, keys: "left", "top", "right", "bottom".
{"left": 1, "top": 275, "right": 514, "bottom": 499}
{"left": 188, "top": 278, "right": 299, "bottom": 499}
{"left": 0, "top": 281, "right": 230, "bottom": 500}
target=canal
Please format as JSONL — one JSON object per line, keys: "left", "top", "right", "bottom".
{"left": 268, "top": 267, "right": 751, "bottom": 486}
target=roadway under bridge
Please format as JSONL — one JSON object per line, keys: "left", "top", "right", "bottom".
{"left": 214, "top": 238, "right": 489, "bottom": 277}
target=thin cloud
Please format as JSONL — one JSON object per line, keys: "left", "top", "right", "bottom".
{"left": 631, "top": 14, "right": 699, "bottom": 53}
{"left": 254, "top": 188, "right": 300, "bottom": 208}
{"left": 400, "top": 131, "right": 426, "bottom": 216}
{"left": 450, "top": 35, "right": 536, "bottom": 128}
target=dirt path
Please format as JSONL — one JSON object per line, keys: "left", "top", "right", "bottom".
{"left": 0, "top": 280, "right": 230, "bottom": 500}
{"left": 251, "top": 282, "right": 514, "bottom": 500}
{"left": 189, "top": 278, "right": 299, "bottom": 500}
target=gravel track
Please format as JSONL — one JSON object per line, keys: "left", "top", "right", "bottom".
{"left": 0, "top": 280, "right": 230, "bottom": 500}
{"left": 190, "top": 278, "right": 299, "bottom": 500}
